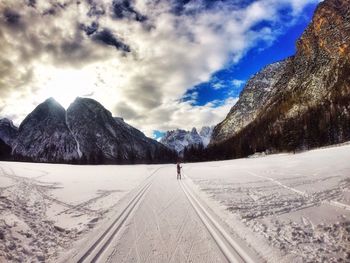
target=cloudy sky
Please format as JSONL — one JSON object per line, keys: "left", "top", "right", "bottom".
{"left": 0, "top": 0, "right": 320, "bottom": 137}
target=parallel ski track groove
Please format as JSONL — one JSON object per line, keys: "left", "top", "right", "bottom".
{"left": 180, "top": 175, "right": 257, "bottom": 263}
{"left": 77, "top": 166, "right": 167, "bottom": 263}
{"left": 77, "top": 181, "right": 152, "bottom": 263}
{"left": 91, "top": 183, "right": 152, "bottom": 263}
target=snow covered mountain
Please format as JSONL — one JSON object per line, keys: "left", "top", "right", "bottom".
{"left": 209, "top": 0, "right": 350, "bottom": 158}
{"left": 66, "top": 97, "right": 174, "bottom": 163}
{"left": 160, "top": 126, "right": 213, "bottom": 154}
{"left": 4, "top": 97, "right": 175, "bottom": 164}
{"left": 12, "top": 98, "right": 80, "bottom": 162}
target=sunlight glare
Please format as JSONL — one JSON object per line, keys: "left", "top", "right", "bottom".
{"left": 38, "top": 69, "right": 95, "bottom": 108}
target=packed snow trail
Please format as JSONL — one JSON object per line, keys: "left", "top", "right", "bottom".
{"left": 180, "top": 174, "right": 257, "bottom": 263}
{"left": 82, "top": 168, "right": 261, "bottom": 263}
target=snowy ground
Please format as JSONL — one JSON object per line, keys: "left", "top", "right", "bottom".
{"left": 0, "top": 144, "right": 349, "bottom": 262}
{"left": 185, "top": 144, "right": 350, "bottom": 262}
{"left": 0, "top": 163, "right": 154, "bottom": 262}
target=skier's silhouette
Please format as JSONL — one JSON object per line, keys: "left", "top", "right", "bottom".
{"left": 176, "top": 162, "right": 182, "bottom": 180}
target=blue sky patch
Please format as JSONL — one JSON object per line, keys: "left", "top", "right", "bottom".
{"left": 182, "top": 2, "right": 318, "bottom": 107}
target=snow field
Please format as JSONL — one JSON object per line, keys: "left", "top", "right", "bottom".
{"left": 184, "top": 145, "right": 350, "bottom": 262}
{"left": 1, "top": 144, "right": 349, "bottom": 262}
{"left": 0, "top": 162, "right": 154, "bottom": 262}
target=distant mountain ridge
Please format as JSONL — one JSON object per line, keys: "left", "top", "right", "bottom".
{"left": 0, "top": 98, "right": 175, "bottom": 164}
{"left": 160, "top": 126, "right": 213, "bottom": 155}
{"left": 208, "top": 0, "right": 350, "bottom": 159}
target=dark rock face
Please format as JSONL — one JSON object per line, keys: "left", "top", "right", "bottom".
{"left": 65, "top": 97, "right": 174, "bottom": 164}
{"left": 209, "top": 0, "right": 350, "bottom": 159}
{"left": 0, "top": 138, "right": 11, "bottom": 160}
{"left": 0, "top": 118, "right": 18, "bottom": 147}
{"left": 12, "top": 98, "right": 79, "bottom": 162}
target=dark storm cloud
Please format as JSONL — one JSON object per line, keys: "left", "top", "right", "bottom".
{"left": 81, "top": 21, "right": 99, "bottom": 35}
{"left": 87, "top": 0, "right": 106, "bottom": 17}
{"left": 27, "top": 0, "right": 36, "bottom": 8}
{"left": 3, "top": 9, "right": 21, "bottom": 26}
{"left": 92, "top": 29, "right": 131, "bottom": 52}
{"left": 42, "top": 1, "right": 71, "bottom": 16}
{"left": 111, "top": 0, "right": 147, "bottom": 22}
{"left": 0, "top": 0, "right": 131, "bottom": 75}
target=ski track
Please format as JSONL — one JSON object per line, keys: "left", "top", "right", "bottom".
{"left": 247, "top": 171, "right": 350, "bottom": 211}
{"left": 0, "top": 162, "right": 260, "bottom": 263}
{"left": 74, "top": 179, "right": 153, "bottom": 263}
{"left": 2, "top": 145, "right": 350, "bottom": 263}
{"left": 247, "top": 171, "right": 308, "bottom": 197}
{"left": 106, "top": 169, "right": 231, "bottom": 263}
{"left": 1, "top": 165, "right": 99, "bottom": 216}
{"left": 180, "top": 176, "right": 259, "bottom": 263}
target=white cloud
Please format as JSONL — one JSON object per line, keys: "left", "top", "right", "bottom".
{"left": 232, "top": 79, "right": 246, "bottom": 88}
{"left": 136, "top": 97, "right": 239, "bottom": 136}
{"left": 0, "top": 0, "right": 319, "bottom": 134}
{"left": 212, "top": 82, "right": 225, "bottom": 90}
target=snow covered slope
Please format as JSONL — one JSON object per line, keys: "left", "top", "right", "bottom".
{"left": 185, "top": 143, "right": 350, "bottom": 262}
{"left": 1, "top": 143, "right": 349, "bottom": 263}
{"left": 0, "top": 162, "right": 153, "bottom": 262}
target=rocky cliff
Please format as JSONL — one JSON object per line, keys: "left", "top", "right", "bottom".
{"left": 211, "top": 60, "right": 289, "bottom": 143}
{"left": 209, "top": 0, "right": 350, "bottom": 158}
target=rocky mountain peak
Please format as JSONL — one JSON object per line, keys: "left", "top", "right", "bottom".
{"left": 12, "top": 98, "right": 79, "bottom": 162}
{"left": 208, "top": 0, "right": 350, "bottom": 159}
{"left": 70, "top": 97, "right": 106, "bottom": 111}
{"left": 66, "top": 97, "right": 174, "bottom": 163}
{"left": 296, "top": 0, "right": 350, "bottom": 62}
{"left": 211, "top": 59, "right": 289, "bottom": 144}
{"left": 160, "top": 126, "right": 213, "bottom": 154}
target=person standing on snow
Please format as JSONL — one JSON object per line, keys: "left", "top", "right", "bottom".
{"left": 177, "top": 162, "right": 182, "bottom": 180}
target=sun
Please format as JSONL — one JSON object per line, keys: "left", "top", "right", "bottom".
{"left": 37, "top": 68, "right": 95, "bottom": 108}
